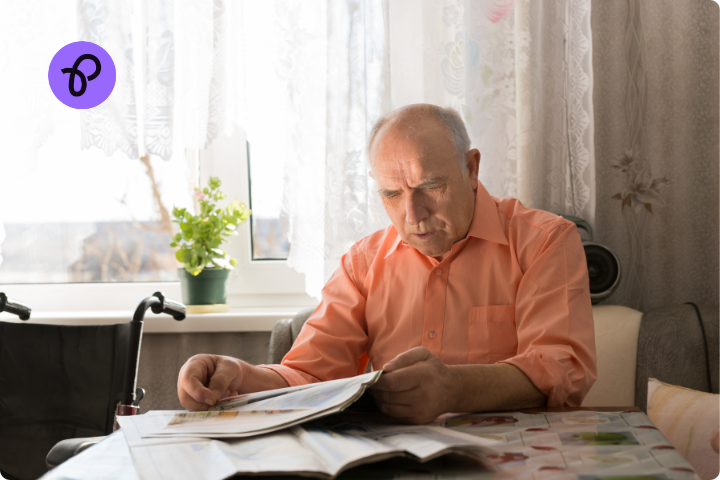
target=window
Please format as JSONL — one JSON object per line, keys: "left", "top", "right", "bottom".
{"left": 0, "top": 107, "right": 193, "bottom": 285}
{"left": 247, "top": 141, "right": 291, "bottom": 260}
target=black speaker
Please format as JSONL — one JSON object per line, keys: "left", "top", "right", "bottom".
{"left": 561, "top": 215, "right": 621, "bottom": 304}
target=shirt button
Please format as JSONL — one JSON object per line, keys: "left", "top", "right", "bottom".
{"left": 436, "top": 269, "right": 442, "bottom": 276}
{"left": 429, "top": 331, "right": 437, "bottom": 339}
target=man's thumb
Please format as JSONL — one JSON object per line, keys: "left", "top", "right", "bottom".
{"left": 383, "top": 346, "right": 432, "bottom": 373}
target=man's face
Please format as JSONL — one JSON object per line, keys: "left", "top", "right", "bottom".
{"left": 371, "top": 118, "right": 480, "bottom": 260}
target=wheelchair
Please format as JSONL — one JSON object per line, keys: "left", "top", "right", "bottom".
{"left": 0, "top": 292, "right": 185, "bottom": 480}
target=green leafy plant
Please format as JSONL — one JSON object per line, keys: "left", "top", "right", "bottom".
{"left": 170, "top": 177, "right": 251, "bottom": 276}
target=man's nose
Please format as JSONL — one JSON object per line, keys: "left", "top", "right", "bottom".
{"left": 404, "top": 191, "right": 429, "bottom": 225}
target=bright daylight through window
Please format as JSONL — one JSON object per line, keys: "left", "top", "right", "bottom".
{"left": 0, "top": 114, "right": 289, "bottom": 284}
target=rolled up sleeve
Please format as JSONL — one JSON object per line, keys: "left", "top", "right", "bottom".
{"left": 257, "top": 245, "right": 369, "bottom": 386}
{"left": 499, "top": 224, "right": 597, "bottom": 407}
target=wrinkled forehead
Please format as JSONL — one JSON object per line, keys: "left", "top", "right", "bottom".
{"left": 370, "top": 119, "right": 458, "bottom": 185}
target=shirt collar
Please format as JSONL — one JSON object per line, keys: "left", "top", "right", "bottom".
{"left": 384, "top": 180, "right": 508, "bottom": 259}
{"left": 466, "top": 180, "right": 509, "bottom": 246}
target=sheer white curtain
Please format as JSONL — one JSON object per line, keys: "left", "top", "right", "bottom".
{"left": 388, "top": 0, "right": 595, "bottom": 223}
{"left": 76, "top": 0, "right": 243, "bottom": 159}
{"left": 0, "top": 0, "right": 594, "bottom": 297}
{"left": 0, "top": 0, "right": 242, "bottom": 164}
{"left": 0, "top": 0, "right": 242, "bottom": 266}
{"left": 277, "top": 1, "right": 392, "bottom": 298}
{"left": 280, "top": 0, "right": 596, "bottom": 298}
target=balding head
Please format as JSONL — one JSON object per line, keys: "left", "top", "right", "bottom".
{"left": 368, "top": 104, "right": 471, "bottom": 173}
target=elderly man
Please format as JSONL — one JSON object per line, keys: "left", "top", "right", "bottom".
{"left": 177, "top": 104, "right": 596, "bottom": 424}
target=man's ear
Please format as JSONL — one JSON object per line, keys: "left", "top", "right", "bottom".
{"left": 466, "top": 149, "right": 480, "bottom": 190}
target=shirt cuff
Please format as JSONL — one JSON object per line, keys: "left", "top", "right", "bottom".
{"left": 499, "top": 351, "right": 573, "bottom": 407}
{"left": 256, "top": 364, "right": 319, "bottom": 387}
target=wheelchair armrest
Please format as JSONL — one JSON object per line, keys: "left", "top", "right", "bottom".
{"left": 46, "top": 436, "right": 106, "bottom": 469}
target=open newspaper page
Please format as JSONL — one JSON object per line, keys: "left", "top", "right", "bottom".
{"left": 121, "top": 371, "right": 382, "bottom": 439}
{"left": 40, "top": 431, "right": 140, "bottom": 480}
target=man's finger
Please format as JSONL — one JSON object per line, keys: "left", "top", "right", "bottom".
{"left": 371, "top": 366, "right": 423, "bottom": 392}
{"left": 207, "top": 360, "right": 241, "bottom": 402}
{"left": 184, "top": 375, "right": 217, "bottom": 405}
{"left": 382, "top": 346, "right": 433, "bottom": 373}
{"left": 178, "top": 386, "right": 211, "bottom": 412}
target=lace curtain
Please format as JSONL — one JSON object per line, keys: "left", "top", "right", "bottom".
{"left": 280, "top": 0, "right": 596, "bottom": 298}
{"left": 76, "top": 0, "right": 242, "bottom": 159}
{"left": 0, "top": 0, "right": 240, "bottom": 164}
{"left": 0, "top": 0, "right": 242, "bottom": 270}
{"left": 277, "top": 1, "right": 392, "bottom": 298}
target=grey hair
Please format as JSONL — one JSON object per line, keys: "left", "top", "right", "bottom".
{"left": 367, "top": 104, "right": 471, "bottom": 173}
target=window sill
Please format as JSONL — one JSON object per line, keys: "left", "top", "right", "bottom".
{"left": 0, "top": 307, "right": 306, "bottom": 333}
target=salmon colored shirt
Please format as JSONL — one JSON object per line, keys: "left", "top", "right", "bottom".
{"left": 261, "top": 182, "right": 597, "bottom": 407}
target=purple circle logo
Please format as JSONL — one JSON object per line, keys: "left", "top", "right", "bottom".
{"left": 48, "top": 41, "right": 116, "bottom": 109}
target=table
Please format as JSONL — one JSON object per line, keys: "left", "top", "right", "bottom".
{"left": 42, "top": 407, "right": 700, "bottom": 480}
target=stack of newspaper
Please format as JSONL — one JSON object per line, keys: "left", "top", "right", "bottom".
{"left": 41, "top": 373, "right": 699, "bottom": 480}
{"left": 41, "top": 371, "right": 498, "bottom": 480}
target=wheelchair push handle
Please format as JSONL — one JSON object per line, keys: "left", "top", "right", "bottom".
{"left": 119, "top": 292, "right": 186, "bottom": 416}
{"left": 0, "top": 293, "right": 31, "bottom": 320}
{"left": 149, "top": 292, "right": 186, "bottom": 321}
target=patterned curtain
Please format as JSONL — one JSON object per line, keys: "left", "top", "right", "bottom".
{"left": 593, "top": 0, "right": 718, "bottom": 311}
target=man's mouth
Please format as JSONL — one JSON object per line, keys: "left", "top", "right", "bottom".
{"left": 413, "top": 230, "right": 436, "bottom": 240}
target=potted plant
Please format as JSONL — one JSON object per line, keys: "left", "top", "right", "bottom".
{"left": 170, "top": 176, "right": 251, "bottom": 312}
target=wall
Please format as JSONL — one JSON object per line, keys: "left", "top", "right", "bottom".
{"left": 137, "top": 332, "right": 271, "bottom": 411}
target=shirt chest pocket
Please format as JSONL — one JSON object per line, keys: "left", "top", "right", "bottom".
{"left": 468, "top": 305, "right": 517, "bottom": 364}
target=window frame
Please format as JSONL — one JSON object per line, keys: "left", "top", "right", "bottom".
{"left": 0, "top": 125, "right": 317, "bottom": 313}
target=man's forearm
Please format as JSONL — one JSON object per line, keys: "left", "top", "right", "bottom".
{"left": 448, "top": 363, "right": 547, "bottom": 413}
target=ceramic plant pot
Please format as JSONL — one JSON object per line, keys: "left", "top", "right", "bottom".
{"left": 177, "top": 268, "right": 230, "bottom": 306}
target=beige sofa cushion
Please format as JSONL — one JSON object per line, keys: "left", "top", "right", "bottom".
{"left": 581, "top": 305, "right": 643, "bottom": 407}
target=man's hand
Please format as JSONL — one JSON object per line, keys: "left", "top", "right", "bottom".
{"left": 369, "top": 347, "right": 457, "bottom": 424}
{"left": 177, "top": 354, "right": 289, "bottom": 411}
{"left": 177, "top": 354, "right": 244, "bottom": 411}
{"left": 368, "top": 347, "right": 548, "bottom": 424}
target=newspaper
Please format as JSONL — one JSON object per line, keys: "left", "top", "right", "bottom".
{"left": 119, "top": 412, "right": 498, "bottom": 480}
{"left": 119, "top": 371, "right": 382, "bottom": 439}
{"left": 40, "top": 431, "right": 140, "bottom": 480}
{"left": 45, "top": 409, "right": 699, "bottom": 480}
